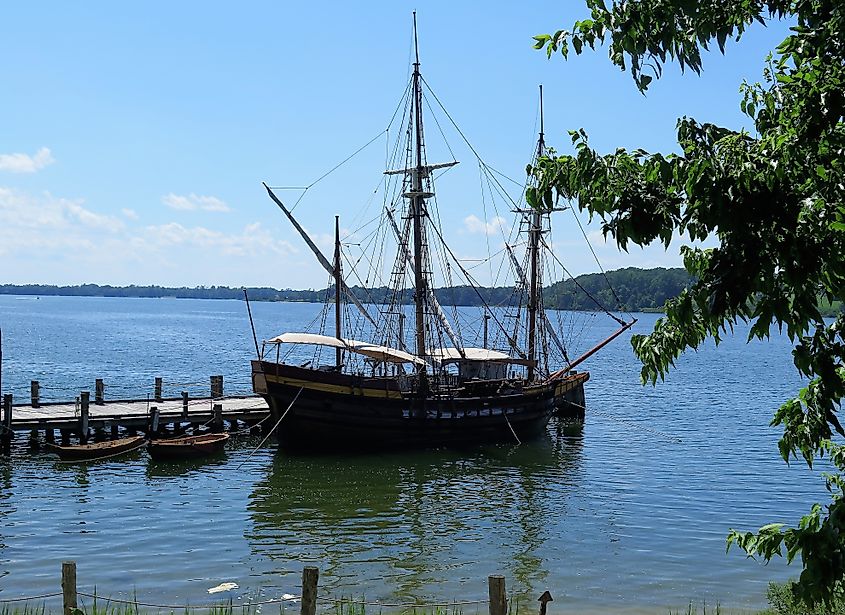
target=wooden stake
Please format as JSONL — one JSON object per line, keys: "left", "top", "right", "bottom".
{"left": 150, "top": 406, "right": 160, "bottom": 436}
{"left": 62, "top": 561, "right": 77, "bottom": 615}
{"left": 300, "top": 566, "right": 319, "bottom": 615}
{"left": 488, "top": 575, "right": 507, "bottom": 615}
{"left": 95, "top": 379, "right": 104, "bottom": 405}
{"left": 538, "top": 591, "right": 553, "bottom": 615}
{"left": 212, "top": 403, "right": 223, "bottom": 432}
{"left": 182, "top": 391, "right": 189, "bottom": 419}
{"left": 2, "top": 394, "right": 12, "bottom": 455}
{"left": 31, "top": 380, "right": 40, "bottom": 408}
{"left": 154, "top": 377, "right": 163, "bottom": 403}
{"left": 79, "top": 392, "right": 90, "bottom": 444}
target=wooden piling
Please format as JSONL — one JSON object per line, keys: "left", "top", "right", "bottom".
{"left": 62, "top": 561, "right": 78, "bottom": 615}
{"left": 154, "top": 377, "right": 163, "bottom": 403}
{"left": 211, "top": 375, "right": 223, "bottom": 399}
{"left": 488, "top": 575, "right": 507, "bottom": 615}
{"left": 46, "top": 428, "right": 55, "bottom": 444}
{"left": 95, "top": 379, "right": 104, "bottom": 405}
{"left": 111, "top": 423, "right": 119, "bottom": 439}
{"left": 2, "top": 394, "right": 13, "bottom": 455}
{"left": 31, "top": 380, "right": 40, "bottom": 408}
{"left": 79, "top": 392, "right": 90, "bottom": 444}
{"left": 150, "top": 406, "right": 160, "bottom": 436}
{"left": 212, "top": 403, "right": 223, "bottom": 432}
{"left": 182, "top": 391, "right": 189, "bottom": 419}
{"left": 300, "top": 566, "right": 319, "bottom": 615}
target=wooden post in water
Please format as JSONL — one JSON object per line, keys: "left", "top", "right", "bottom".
{"left": 30, "top": 380, "right": 40, "bottom": 408}
{"left": 154, "top": 377, "right": 163, "bottom": 403}
{"left": 182, "top": 391, "right": 189, "bottom": 419}
{"left": 300, "top": 566, "right": 319, "bottom": 615}
{"left": 212, "top": 403, "right": 223, "bottom": 432}
{"left": 79, "top": 392, "right": 90, "bottom": 444}
{"left": 61, "top": 561, "right": 78, "bottom": 615}
{"left": 46, "top": 428, "right": 55, "bottom": 444}
{"left": 150, "top": 406, "right": 160, "bottom": 436}
{"left": 488, "top": 575, "right": 507, "bottom": 615}
{"left": 95, "top": 379, "right": 104, "bottom": 405}
{"left": 211, "top": 375, "right": 223, "bottom": 400}
{"left": 2, "top": 394, "right": 12, "bottom": 455}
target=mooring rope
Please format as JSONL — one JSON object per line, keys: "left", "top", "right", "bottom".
{"left": 236, "top": 388, "right": 303, "bottom": 469}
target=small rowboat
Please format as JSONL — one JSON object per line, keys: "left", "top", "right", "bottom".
{"left": 46, "top": 435, "right": 147, "bottom": 462}
{"left": 147, "top": 433, "right": 229, "bottom": 461}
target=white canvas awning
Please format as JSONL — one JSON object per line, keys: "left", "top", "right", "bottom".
{"left": 430, "top": 347, "right": 532, "bottom": 365}
{"left": 266, "top": 332, "right": 426, "bottom": 366}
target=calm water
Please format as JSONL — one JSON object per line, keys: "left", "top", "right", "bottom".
{"left": 0, "top": 296, "right": 826, "bottom": 614}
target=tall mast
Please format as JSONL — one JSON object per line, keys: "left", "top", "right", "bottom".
{"left": 411, "top": 11, "right": 428, "bottom": 374}
{"left": 334, "top": 215, "right": 342, "bottom": 368}
{"left": 527, "top": 85, "right": 545, "bottom": 382}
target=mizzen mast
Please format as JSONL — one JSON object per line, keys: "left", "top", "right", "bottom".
{"left": 410, "top": 11, "right": 428, "bottom": 367}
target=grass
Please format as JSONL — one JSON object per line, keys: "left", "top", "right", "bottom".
{"left": 4, "top": 583, "right": 844, "bottom": 615}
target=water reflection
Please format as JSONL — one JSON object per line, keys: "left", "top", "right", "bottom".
{"left": 246, "top": 432, "right": 584, "bottom": 602}
{"left": 145, "top": 454, "right": 229, "bottom": 479}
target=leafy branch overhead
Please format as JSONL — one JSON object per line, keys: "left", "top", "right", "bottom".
{"left": 532, "top": 0, "right": 845, "bottom": 606}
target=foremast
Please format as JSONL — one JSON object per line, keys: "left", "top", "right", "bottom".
{"left": 411, "top": 12, "right": 428, "bottom": 374}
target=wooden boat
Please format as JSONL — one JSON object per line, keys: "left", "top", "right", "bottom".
{"left": 147, "top": 433, "right": 229, "bottom": 461}
{"left": 249, "top": 15, "right": 634, "bottom": 451}
{"left": 46, "top": 435, "right": 146, "bottom": 462}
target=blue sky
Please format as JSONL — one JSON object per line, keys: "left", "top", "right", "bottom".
{"left": 0, "top": 2, "right": 789, "bottom": 289}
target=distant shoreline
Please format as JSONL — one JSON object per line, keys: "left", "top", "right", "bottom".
{"left": 2, "top": 270, "right": 841, "bottom": 317}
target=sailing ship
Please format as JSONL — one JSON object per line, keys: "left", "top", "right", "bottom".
{"left": 249, "top": 15, "right": 634, "bottom": 449}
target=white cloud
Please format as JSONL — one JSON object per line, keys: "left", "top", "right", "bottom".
{"left": 122, "top": 208, "right": 139, "bottom": 220}
{"left": 463, "top": 214, "right": 506, "bottom": 236}
{"left": 0, "top": 187, "right": 124, "bottom": 234}
{"left": 162, "top": 192, "right": 230, "bottom": 212}
{"left": 139, "top": 221, "right": 296, "bottom": 257}
{"left": 0, "top": 147, "right": 55, "bottom": 173}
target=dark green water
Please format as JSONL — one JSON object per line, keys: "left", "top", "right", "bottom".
{"left": 0, "top": 296, "right": 825, "bottom": 613}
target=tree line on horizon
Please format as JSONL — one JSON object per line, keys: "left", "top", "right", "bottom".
{"left": 0, "top": 266, "right": 691, "bottom": 312}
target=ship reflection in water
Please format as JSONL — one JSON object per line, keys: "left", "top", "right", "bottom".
{"left": 246, "top": 425, "right": 584, "bottom": 604}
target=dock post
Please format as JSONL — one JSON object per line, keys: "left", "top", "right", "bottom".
{"left": 211, "top": 375, "right": 223, "bottom": 399}
{"left": 111, "top": 423, "right": 119, "bottom": 439}
{"left": 182, "top": 391, "right": 189, "bottom": 419}
{"left": 30, "top": 380, "right": 40, "bottom": 408}
{"left": 150, "top": 406, "right": 160, "bottom": 437}
{"left": 154, "top": 377, "right": 163, "bottom": 402}
{"left": 46, "top": 428, "right": 55, "bottom": 444}
{"left": 61, "top": 561, "right": 78, "bottom": 615}
{"left": 300, "top": 566, "right": 319, "bottom": 615}
{"left": 2, "top": 394, "right": 12, "bottom": 455}
{"left": 95, "top": 379, "right": 104, "bottom": 405}
{"left": 212, "top": 403, "right": 223, "bottom": 432}
{"left": 488, "top": 575, "right": 507, "bottom": 615}
{"left": 79, "top": 392, "right": 90, "bottom": 444}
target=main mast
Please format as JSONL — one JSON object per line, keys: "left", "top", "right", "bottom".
{"left": 411, "top": 12, "right": 429, "bottom": 374}
{"left": 334, "top": 215, "right": 342, "bottom": 368}
{"left": 526, "top": 85, "right": 545, "bottom": 382}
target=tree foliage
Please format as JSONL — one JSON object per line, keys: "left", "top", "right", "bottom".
{"left": 531, "top": 0, "right": 845, "bottom": 606}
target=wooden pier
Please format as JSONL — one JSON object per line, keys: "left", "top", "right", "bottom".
{"left": 0, "top": 375, "right": 269, "bottom": 453}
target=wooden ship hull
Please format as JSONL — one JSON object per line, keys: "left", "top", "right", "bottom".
{"left": 148, "top": 433, "right": 229, "bottom": 461}
{"left": 46, "top": 435, "right": 146, "bottom": 462}
{"left": 252, "top": 361, "right": 584, "bottom": 449}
